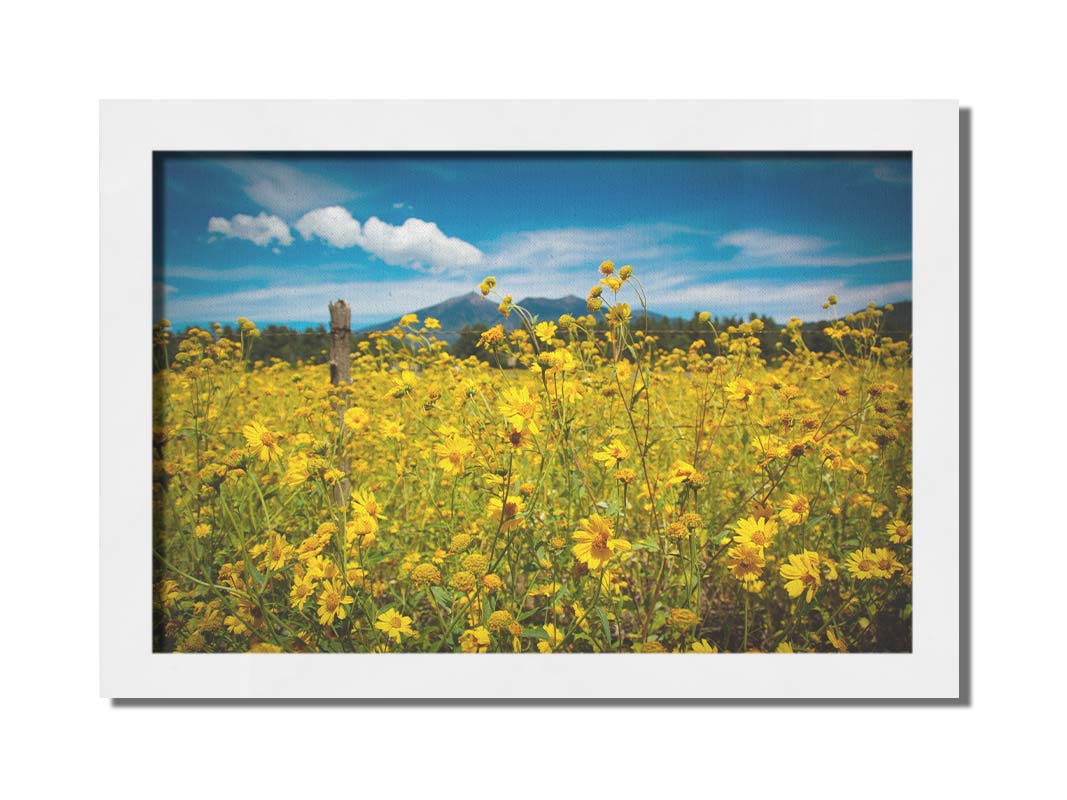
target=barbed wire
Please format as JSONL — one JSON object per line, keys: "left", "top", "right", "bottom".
{"left": 163, "top": 328, "right": 913, "bottom": 338}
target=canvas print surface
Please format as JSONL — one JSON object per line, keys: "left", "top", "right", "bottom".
{"left": 152, "top": 153, "right": 912, "bottom": 654}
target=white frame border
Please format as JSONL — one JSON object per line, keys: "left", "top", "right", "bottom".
{"left": 101, "top": 100, "right": 959, "bottom": 698}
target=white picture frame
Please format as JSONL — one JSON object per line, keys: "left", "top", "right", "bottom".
{"left": 101, "top": 100, "right": 959, "bottom": 698}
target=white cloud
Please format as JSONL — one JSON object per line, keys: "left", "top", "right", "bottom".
{"left": 718, "top": 228, "right": 910, "bottom": 267}
{"left": 720, "top": 229, "right": 827, "bottom": 260}
{"left": 294, "top": 206, "right": 363, "bottom": 248}
{"left": 215, "top": 159, "right": 356, "bottom": 218}
{"left": 361, "top": 216, "right": 484, "bottom": 272}
{"left": 488, "top": 223, "right": 695, "bottom": 271}
{"left": 295, "top": 206, "right": 484, "bottom": 274}
{"left": 207, "top": 212, "right": 293, "bottom": 247}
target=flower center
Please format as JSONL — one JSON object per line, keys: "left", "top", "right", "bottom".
{"left": 260, "top": 431, "right": 276, "bottom": 447}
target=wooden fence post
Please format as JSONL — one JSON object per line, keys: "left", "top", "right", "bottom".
{"left": 328, "top": 299, "right": 351, "bottom": 385}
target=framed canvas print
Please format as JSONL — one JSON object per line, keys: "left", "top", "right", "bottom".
{"left": 100, "top": 100, "right": 960, "bottom": 698}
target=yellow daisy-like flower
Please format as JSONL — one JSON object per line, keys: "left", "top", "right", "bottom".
{"left": 606, "top": 302, "right": 631, "bottom": 325}
{"left": 871, "top": 547, "right": 904, "bottom": 578}
{"left": 282, "top": 453, "right": 310, "bottom": 486}
{"left": 242, "top": 421, "right": 283, "bottom": 463}
{"left": 263, "top": 531, "right": 294, "bottom": 571}
{"left": 459, "top": 626, "right": 491, "bottom": 653}
{"left": 477, "top": 324, "right": 505, "bottom": 349}
{"left": 779, "top": 493, "right": 810, "bottom": 526}
{"left": 433, "top": 434, "right": 475, "bottom": 476}
{"left": 345, "top": 513, "right": 378, "bottom": 550}
{"left": 571, "top": 514, "right": 631, "bottom": 570}
{"left": 374, "top": 608, "right": 416, "bottom": 644}
{"left": 731, "top": 515, "right": 778, "bottom": 548}
{"left": 887, "top": 519, "right": 912, "bottom": 543}
{"left": 423, "top": 317, "right": 441, "bottom": 330}
{"left": 592, "top": 439, "right": 631, "bottom": 468}
{"left": 691, "top": 639, "right": 718, "bottom": 653}
{"left": 779, "top": 550, "right": 822, "bottom": 602}
{"left": 725, "top": 542, "right": 766, "bottom": 583}
{"left": 343, "top": 406, "right": 370, "bottom": 430}
{"left": 539, "top": 347, "right": 579, "bottom": 374}
{"left": 843, "top": 547, "right": 881, "bottom": 580}
{"left": 538, "top": 623, "right": 564, "bottom": 653}
{"left": 724, "top": 378, "right": 757, "bottom": 407}
{"left": 827, "top": 627, "right": 848, "bottom": 653}
{"left": 351, "top": 488, "right": 385, "bottom": 521}
{"left": 498, "top": 386, "right": 541, "bottom": 435}
{"left": 665, "top": 460, "right": 702, "bottom": 487}
{"left": 533, "top": 321, "right": 557, "bottom": 344}
{"left": 316, "top": 579, "right": 354, "bottom": 626}
{"left": 322, "top": 467, "right": 345, "bottom": 484}
{"left": 387, "top": 370, "right": 418, "bottom": 398}
{"left": 487, "top": 495, "right": 526, "bottom": 532}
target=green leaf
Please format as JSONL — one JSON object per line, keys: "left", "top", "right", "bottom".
{"left": 523, "top": 627, "right": 549, "bottom": 640}
{"left": 595, "top": 607, "right": 612, "bottom": 641}
{"left": 246, "top": 559, "right": 267, "bottom": 590}
{"left": 430, "top": 586, "right": 453, "bottom": 609}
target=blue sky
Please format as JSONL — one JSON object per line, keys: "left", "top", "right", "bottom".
{"left": 154, "top": 153, "right": 911, "bottom": 329}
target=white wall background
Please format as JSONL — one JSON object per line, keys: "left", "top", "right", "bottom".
{"left": 3, "top": 2, "right": 1060, "bottom": 797}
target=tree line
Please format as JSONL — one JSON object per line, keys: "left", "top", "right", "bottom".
{"left": 159, "top": 304, "right": 910, "bottom": 369}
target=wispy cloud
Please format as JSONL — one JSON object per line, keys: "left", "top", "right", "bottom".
{"left": 872, "top": 164, "right": 911, "bottom": 185}
{"left": 487, "top": 223, "right": 697, "bottom": 272}
{"left": 161, "top": 277, "right": 475, "bottom": 327}
{"left": 207, "top": 212, "right": 293, "bottom": 247}
{"left": 720, "top": 229, "right": 827, "bottom": 260}
{"left": 215, "top": 159, "right": 357, "bottom": 218}
{"left": 294, "top": 206, "right": 484, "bottom": 274}
{"left": 718, "top": 228, "right": 910, "bottom": 267}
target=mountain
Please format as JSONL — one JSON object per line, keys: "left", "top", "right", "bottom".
{"left": 514, "top": 295, "right": 588, "bottom": 320}
{"left": 357, "top": 292, "right": 591, "bottom": 341}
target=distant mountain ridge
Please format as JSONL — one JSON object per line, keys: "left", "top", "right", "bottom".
{"left": 357, "top": 292, "right": 591, "bottom": 340}
{"left": 354, "top": 292, "right": 912, "bottom": 343}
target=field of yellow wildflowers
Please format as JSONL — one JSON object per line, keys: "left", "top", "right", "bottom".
{"left": 152, "top": 262, "right": 912, "bottom": 653}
